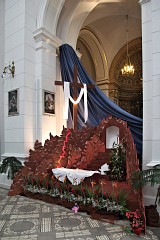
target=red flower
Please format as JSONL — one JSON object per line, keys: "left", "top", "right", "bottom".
{"left": 103, "top": 192, "right": 108, "bottom": 199}
{"left": 126, "top": 209, "right": 144, "bottom": 230}
{"left": 94, "top": 189, "right": 98, "bottom": 195}
{"left": 46, "top": 181, "right": 49, "bottom": 187}
{"left": 81, "top": 187, "right": 85, "bottom": 193}
{"left": 71, "top": 188, "right": 76, "bottom": 194}
{"left": 40, "top": 179, "right": 43, "bottom": 185}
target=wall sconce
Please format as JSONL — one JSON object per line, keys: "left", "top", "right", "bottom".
{"left": 1, "top": 61, "right": 15, "bottom": 78}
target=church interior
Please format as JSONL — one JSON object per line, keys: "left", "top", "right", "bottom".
{"left": 0, "top": 0, "right": 160, "bottom": 239}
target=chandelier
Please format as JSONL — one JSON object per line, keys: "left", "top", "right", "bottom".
{"left": 121, "top": 15, "right": 135, "bottom": 75}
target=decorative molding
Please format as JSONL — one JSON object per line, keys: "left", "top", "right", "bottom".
{"left": 0, "top": 182, "right": 12, "bottom": 189}
{"left": 147, "top": 160, "right": 160, "bottom": 167}
{"left": 36, "top": 0, "right": 65, "bottom": 34}
{"left": 36, "top": 0, "right": 49, "bottom": 29}
{"left": 78, "top": 27, "right": 109, "bottom": 80}
{"left": 1, "top": 153, "right": 28, "bottom": 163}
{"left": 33, "top": 27, "right": 62, "bottom": 50}
{"left": 139, "top": 0, "right": 151, "bottom": 5}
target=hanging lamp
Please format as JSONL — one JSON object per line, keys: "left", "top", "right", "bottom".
{"left": 121, "top": 15, "right": 135, "bottom": 75}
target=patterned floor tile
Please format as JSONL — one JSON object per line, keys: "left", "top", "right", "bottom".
{"left": 54, "top": 214, "right": 87, "bottom": 232}
{"left": 1, "top": 205, "right": 14, "bottom": 215}
{"left": 110, "top": 229, "right": 159, "bottom": 240}
{"left": 96, "top": 236, "right": 110, "bottom": 240}
{"left": 0, "top": 188, "right": 159, "bottom": 240}
{"left": 12, "top": 203, "right": 40, "bottom": 214}
{"left": 2, "top": 219, "right": 39, "bottom": 236}
{"left": 0, "top": 235, "right": 38, "bottom": 240}
{"left": 40, "top": 218, "right": 52, "bottom": 232}
{"left": 10, "top": 214, "right": 39, "bottom": 219}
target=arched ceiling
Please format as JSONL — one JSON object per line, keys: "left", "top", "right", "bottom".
{"left": 81, "top": 0, "right": 141, "bottom": 68}
{"left": 57, "top": 0, "right": 142, "bottom": 117}
{"left": 36, "top": 0, "right": 142, "bottom": 117}
{"left": 56, "top": 0, "right": 141, "bottom": 67}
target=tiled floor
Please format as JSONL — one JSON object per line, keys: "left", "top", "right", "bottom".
{"left": 0, "top": 188, "right": 159, "bottom": 240}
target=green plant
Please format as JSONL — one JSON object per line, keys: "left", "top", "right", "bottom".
{"left": 24, "top": 175, "right": 128, "bottom": 216}
{"left": 131, "top": 164, "right": 160, "bottom": 206}
{"left": 0, "top": 157, "right": 23, "bottom": 180}
{"left": 117, "top": 189, "right": 128, "bottom": 208}
{"left": 109, "top": 140, "right": 126, "bottom": 181}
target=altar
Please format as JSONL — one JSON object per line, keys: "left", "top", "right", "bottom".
{"left": 52, "top": 168, "right": 100, "bottom": 185}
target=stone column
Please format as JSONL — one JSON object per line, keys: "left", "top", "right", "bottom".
{"left": 140, "top": 0, "right": 160, "bottom": 211}
{"left": 0, "top": 0, "right": 5, "bottom": 158}
{"left": 150, "top": 0, "right": 160, "bottom": 166}
{"left": 140, "top": 0, "right": 160, "bottom": 167}
{"left": 139, "top": 0, "right": 152, "bottom": 168}
{"left": 33, "top": 28, "right": 65, "bottom": 143}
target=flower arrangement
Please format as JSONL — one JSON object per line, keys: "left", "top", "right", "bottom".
{"left": 23, "top": 173, "right": 129, "bottom": 217}
{"left": 126, "top": 209, "right": 144, "bottom": 231}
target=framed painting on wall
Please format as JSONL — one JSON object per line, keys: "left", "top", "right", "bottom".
{"left": 43, "top": 90, "right": 55, "bottom": 115}
{"left": 8, "top": 89, "right": 19, "bottom": 116}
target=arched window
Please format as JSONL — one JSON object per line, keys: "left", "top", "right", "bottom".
{"left": 106, "top": 126, "right": 119, "bottom": 149}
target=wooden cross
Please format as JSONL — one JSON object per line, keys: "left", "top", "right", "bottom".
{"left": 55, "top": 65, "right": 95, "bottom": 130}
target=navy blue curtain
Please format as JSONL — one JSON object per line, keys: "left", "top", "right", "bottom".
{"left": 59, "top": 43, "right": 143, "bottom": 155}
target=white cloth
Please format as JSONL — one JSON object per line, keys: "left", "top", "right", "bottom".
{"left": 52, "top": 168, "right": 99, "bottom": 185}
{"left": 63, "top": 82, "right": 88, "bottom": 123}
{"left": 99, "top": 163, "right": 110, "bottom": 175}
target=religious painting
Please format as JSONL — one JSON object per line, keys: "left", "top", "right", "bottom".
{"left": 8, "top": 89, "right": 19, "bottom": 116}
{"left": 43, "top": 91, "right": 55, "bottom": 115}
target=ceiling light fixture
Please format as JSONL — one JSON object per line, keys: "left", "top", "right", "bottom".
{"left": 121, "top": 15, "right": 135, "bottom": 76}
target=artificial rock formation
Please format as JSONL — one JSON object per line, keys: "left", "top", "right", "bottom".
{"left": 8, "top": 116, "right": 145, "bottom": 231}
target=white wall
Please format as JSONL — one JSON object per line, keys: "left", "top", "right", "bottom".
{"left": 0, "top": 0, "right": 5, "bottom": 158}
{"left": 140, "top": 0, "right": 153, "bottom": 168}
{"left": 140, "top": 0, "right": 160, "bottom": 211}
{"left": 1, "top": 0, "right": 64, "bottom": 164}
{"left": 2, "top": 0, "right": 42, "bottom": 160}
{"left": 141, "top": 0, "right": 160, "bottom": 167}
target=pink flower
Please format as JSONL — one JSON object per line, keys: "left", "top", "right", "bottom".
{"left": 72, "top": 203, "right": 79, "bottom": 213}
{"left": 126, "top": 210, "right": 144, "bottom": 229}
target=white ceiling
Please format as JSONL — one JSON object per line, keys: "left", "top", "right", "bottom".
{"left": 79, "top": 0, "right": 141, "bottom": 68}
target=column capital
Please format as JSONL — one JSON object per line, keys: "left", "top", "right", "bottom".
{"left": 33, "top": 27, "right": 63, "bottom": 51}
{"left": 139, "top": 0, "right": 151, "bottom": 5}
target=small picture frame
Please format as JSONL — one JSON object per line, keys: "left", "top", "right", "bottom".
{"left": 44, "top": 90, "right": 55, "bottom": 115}
{"left": 8, "top": 89, "right": 19, "bottom": 116}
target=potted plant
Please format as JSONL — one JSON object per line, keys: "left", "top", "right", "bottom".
{"left": 0, "top": 156, "right": 23, "bottom": 180}
{"left": 126, "top": 209, "right": 144, "bottom": 235}
{"left": 131, "top": 164, "right": 160, "bottom": 227}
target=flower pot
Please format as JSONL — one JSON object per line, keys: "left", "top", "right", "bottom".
{"left": 133, "top": 228, "right": 143, "bottom": 236}
{"left": 145, "top": 205, "right": 160, "bottom": 227}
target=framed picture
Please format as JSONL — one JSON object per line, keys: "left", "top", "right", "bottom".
{"left": 44, "top": 90, "right": 55, "bottom": 115}
{"left": 8, "top": 89, "right": 19, "bottom": 116}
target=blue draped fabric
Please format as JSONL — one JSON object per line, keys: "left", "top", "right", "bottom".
{"left": 59, "top": 43, "right": 143, "bottom": 155}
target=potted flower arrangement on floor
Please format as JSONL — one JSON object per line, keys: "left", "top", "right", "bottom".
{"left": 126, "top": 209, "right": 144, "bottom": 235}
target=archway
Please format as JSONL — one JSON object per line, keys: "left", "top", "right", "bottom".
{"left": 36, "top": 0, "right": 142, "bottom": 122}
{"left": 109, "top": 37, "right": 142, "bottom": 118}
{"left": 77, "top": 27, "right": 109, "bottom": 96}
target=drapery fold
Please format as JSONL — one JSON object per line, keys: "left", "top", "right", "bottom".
{"left": 63, "top": 82, "right": 88, "bottom": 122}
{"left": 59, "top": 43, "right": 143, "bottom": 154}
